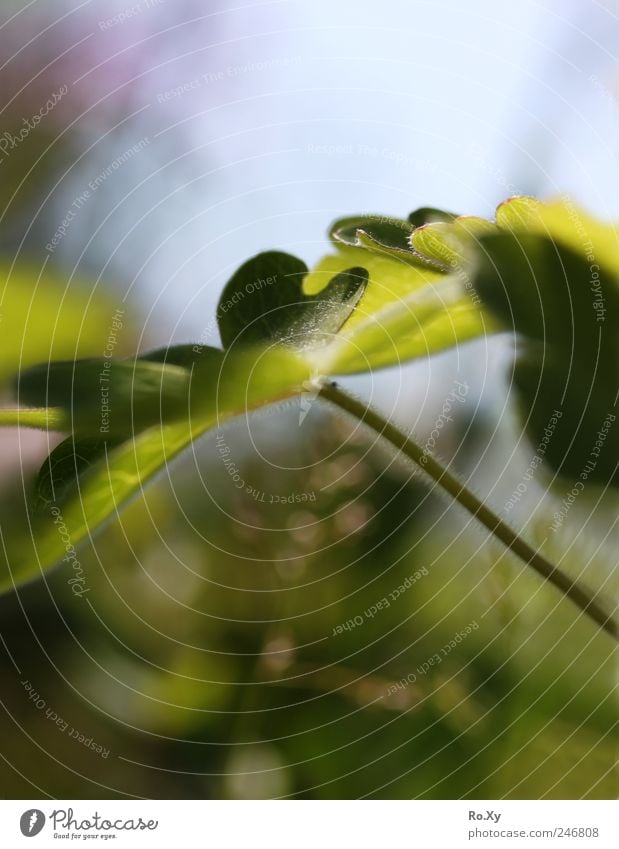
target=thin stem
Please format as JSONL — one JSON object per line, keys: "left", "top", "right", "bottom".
{"left": 320, "top": 382, "right": 617, "bottom": 641}
{"left": 0, "top": 407, "right": 68, "bottom": 430}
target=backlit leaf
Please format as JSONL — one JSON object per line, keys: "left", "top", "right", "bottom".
{"left": 0, "top": 345, "right": 310, "bottom": 593}
{"left": 217, "top": 251, "right": 367, "bottom": 349}
{"left": 15, "top": 358, "right": 192, "bottom": 436}
{"left": 0, "top": 262, "right": 131, "bottom": 385}
{"left": 473, "top": 230, "right": 619, "bottom": 484}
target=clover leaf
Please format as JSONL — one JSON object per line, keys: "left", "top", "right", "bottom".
{"left": 415, "top": 196, "right": 619, "bottom": 484}
{"left": 217, "top": 251, "right": 368, "bottom": 349}
{"left": 8, "top": 195, "right": 614, "bottom": 603}
{"left": 1, "top": 212, "right": 496, "bottom": 589}
{"left": 1, "top": 344, "right": 311, "bottom": 593}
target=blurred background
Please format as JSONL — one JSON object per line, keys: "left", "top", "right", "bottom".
{"left": 0, "top": 0, "right": 617, "bottom": 798}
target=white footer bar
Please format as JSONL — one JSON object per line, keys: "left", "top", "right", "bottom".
{"left": 0, "top": 800, "right": 616, "bottom": 847}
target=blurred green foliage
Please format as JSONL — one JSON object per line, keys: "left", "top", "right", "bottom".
{"left": 0, "top": 262, "right": 131, "bottom": 387}
{"left": 0, "top": 406, "right": 615, "bottom": 798}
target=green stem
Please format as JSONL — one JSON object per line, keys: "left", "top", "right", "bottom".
{"left": 320, "top": 382, "right": 617, "bottom": 641}
{"left": 0, "top": 407, "right": 68, "bottom": 430}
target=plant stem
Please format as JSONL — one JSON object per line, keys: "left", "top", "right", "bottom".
{"left": 0, "top": 407, "right": 68, "bottom": 430}
{"left": 320, "top": 382, "right": 617, "bottom": 641}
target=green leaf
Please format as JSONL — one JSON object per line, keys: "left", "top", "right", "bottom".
{"left": 303, "top": 248, "right": 491, "bottom": 375}
{"left": 411, "top": 216, "right": 496, "bottom": 268}
{"left": 495, "top": 195, "right": 619, "bottom": 278}
{"left": 35, "top": 436, "right": 121, "bottom": 509}
{"left": 15, "top": 357, "right": 192, "bottom": 436}
{"left": 0, "top": 262, "right": 132, "bottom": 386}
{"left": 330, "top": 214, "right": 412, "bottom": 249}
{"left": 139, "top": 343, "right": 211, "bottom": 368}
{"left": 408, "top": 206, "right": 458, "bottom": 227}
{"left": 473, "top": 230, "right": 619, "bottom": 484}
{"left": 214, "top": 213, "right": 498, "bottom": 378}
{"left": 409, "top": 196, "right": 619, "bottom": 483}
{"left": 217, "top": 251, "right": 367, "bottom": 349}
{"left": 0, "top": 407, "right": 68, "bottom": 430}
{"left": 0, "top": 345, "right": 310, "bottom": 594}
{"left": 329, "top": 214, "right": 433, "bottom": 266}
